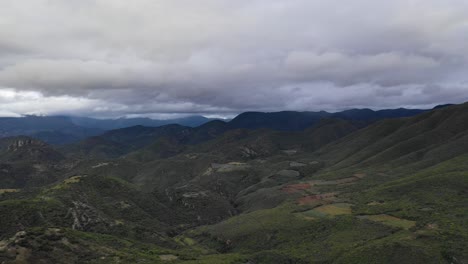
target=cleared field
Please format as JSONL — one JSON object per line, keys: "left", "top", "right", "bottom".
{"left": 296, "top": 192, "right": 337, "bottom": 205}
{"left": 315, "top": 203, "right": 353, "bottom": 215}
{"left": 159, "top": 254, "right": 178, "bottom": 261}
{"left": 0, "top": 189, "right": 19, "bottom": 194}
{"left": 302, "top": 203, "right": 353, "bottom": 218}
{"left": 281, "top": 183, "right": 311, "bottom": 193}
{"left": 211, "top": 162, "right": 250, "bottom": 172}
{"left": 357, "top": 214, "right": 416, "bottom": 229}
{"left": 308, "top": 176, "right": 360, "bottom": 186}
{"left": 302, "top": 209, "right": 328, "bottom": 218}
{"left": 296, "top": 195, "right": 320, "bottom": 205}
{"left": 50, "top": 176, "right": 83, "bottom": 190}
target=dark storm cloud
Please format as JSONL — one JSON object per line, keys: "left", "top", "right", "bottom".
{"left": 0, "top": 0, "right": 467, "bottom": 117}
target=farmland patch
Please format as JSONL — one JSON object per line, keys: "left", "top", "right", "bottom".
{"left": 357, "top": 214, "right": 416, "bottom": 229}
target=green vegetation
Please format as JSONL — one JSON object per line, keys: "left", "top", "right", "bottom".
{"left": 1, "top": 104, "right": 468, "bottom": 263}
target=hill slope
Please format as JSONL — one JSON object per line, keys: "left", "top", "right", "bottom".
{"left": 0, "top": 103, "right": 466, "bottom": 263}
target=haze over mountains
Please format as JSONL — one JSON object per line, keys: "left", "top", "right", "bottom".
{"left": 0, "top": 115, "right": 218, "bottom": 145}
{"left": 0, "top": 102, "right": 466, "bottom": 263}
{"left": 0, "top": 107, "right": 428, "bottom": 145}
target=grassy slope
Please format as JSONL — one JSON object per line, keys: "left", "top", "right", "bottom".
{"left": 183, "top": 155, "right": 467, "bottom": 263}
{"left": 176, "top": 104, "right": 468, "bottom": 263}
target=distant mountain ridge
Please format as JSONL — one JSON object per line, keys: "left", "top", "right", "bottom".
{"left": 62, "top": 107, "right": 428, "bottom": 159}
{"left": 0, "top": 116, "right": 103, "bottom": 145}
{"left": 68, "top": 115, "right": 218, "bottom": 130}
{"left": 0, "top": 115, "right": 221, "bottom": 145}
{"left": 228, "top": 108, "right": 426, "bottom": 130}
{"left": 0, "top": 107, "right": 426, "bottom": 145}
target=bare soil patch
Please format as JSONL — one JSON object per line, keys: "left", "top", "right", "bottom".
{"left": 281, "top": 183, "right": 311, "bottom": 194}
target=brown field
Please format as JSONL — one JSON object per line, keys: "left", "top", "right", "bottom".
{"left": 297, "top": 195, "right": 320, "bottom": 205}
{"left": 353, "top": 173, "right": 367, "bottom": 178}
{"left": 281, "top": 183, "right": 311, "bottom": 193}
{"left": 296, "top": 192, "right": 338, "bottom": 205}
{"left": 0, "top": 189, "right": 20, "bottom": 194}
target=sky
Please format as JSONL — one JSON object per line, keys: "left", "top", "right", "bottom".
{"left": 0, "top": 0, "right": 467, "bottom": 118}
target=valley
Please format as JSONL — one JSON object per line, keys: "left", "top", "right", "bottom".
{"left": 0, "top": 104, "right": 467, "bottom": 263}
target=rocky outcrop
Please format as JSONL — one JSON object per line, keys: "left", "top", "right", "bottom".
{"left": 3, "top": 137, "right": 65, "bottom": 163}
{"left": 67, "top": 201, "right": 109, "bottom": 231}
{"left": 7, "top": 138, "right": 46, "bottom": 152}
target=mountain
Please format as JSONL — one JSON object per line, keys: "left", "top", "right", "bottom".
{"left": 316, "top": 102, "right": 468, "bottom": 171}
{"left": 68, "top": 115, "right": 218, "bottom": 130}
{"left": 0, "top": 103, "right": 467, "bottom": 263}
{"left": 332, "top": 108, "right": 426, "bottom": 121}
{"left": 0, "top": 108, "right": 424, "bottom": 146}
{"left": 0, "top": 115, "right": 219, "bottom": 145}
{"left": 227, "top": 111, "right": 331, "bottom": 131}
{"left": 62, "top": 124, "right": 195, "bottom": 159}
{"left": 0, "top": 136, "right": 68, "bottom": 188}
{"left": 62, "top": 107, "right": 425, "bottom": 160}
{"left": 0, "top": 116, "right": 103, "bottom": 145}
{"left": 227, "top": 108, "right": 425, "bottom": 131}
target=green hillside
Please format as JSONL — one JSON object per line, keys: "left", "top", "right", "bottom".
{"left": 0, "top": 104, "right": 467, "bottom": 263}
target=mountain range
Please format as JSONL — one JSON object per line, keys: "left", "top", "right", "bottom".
{"left": 0, "top": 103, "right": 466, "bottom": 263}
{"left": 0, "top": 107, "right": 427, "bottom": 145}
{"left": 0, "top": 115, "right": 219, "bottom": 145}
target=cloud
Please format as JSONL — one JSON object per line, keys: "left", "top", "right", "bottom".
{"left": 284, "top": 51, "right": 441, "bottom": 86}
{"left": 0, "top": 0, "right": 467, "bottom": 117}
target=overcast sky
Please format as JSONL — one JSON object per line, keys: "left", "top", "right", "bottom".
{"left": 0, "top": 0, "right": 467, "bottom": 118}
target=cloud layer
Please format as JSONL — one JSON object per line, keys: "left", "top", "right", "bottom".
{"left": 1, "top": 0, "right": 467, "bottom": 117}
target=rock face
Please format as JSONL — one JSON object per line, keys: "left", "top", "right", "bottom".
{"left": 240, "top": 146, "right": 258, "bottom": 158}
{"left": 7, "top": 138, "right": 46, "bottom": 152}
{"left": 3, "top": 137, "right": 65, "bottom": 163}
